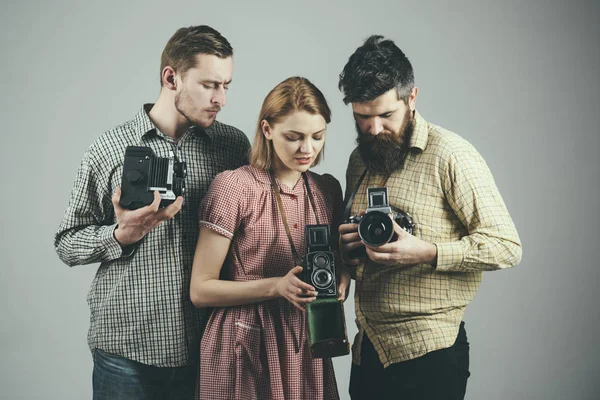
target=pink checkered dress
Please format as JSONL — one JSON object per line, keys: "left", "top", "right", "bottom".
{"left": 195, "top": 165, "right": 343, "bottom": 400}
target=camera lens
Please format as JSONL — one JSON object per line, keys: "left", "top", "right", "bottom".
{"left": 312, "top": 269, "right": 333, "bottom": 289}
{"left": 358, "top": 211, "right": 394, "bottom": 246}
{"left": 315, "top": 254, "right": 328, "bottom": 267}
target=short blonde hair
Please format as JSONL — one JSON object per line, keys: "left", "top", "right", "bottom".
{"left": 250, "top": 77, "right": 331, "bottom": 170}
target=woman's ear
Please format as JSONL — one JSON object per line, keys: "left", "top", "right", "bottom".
{"left": 261, "top": 120, "right": 272, "bottom": 140}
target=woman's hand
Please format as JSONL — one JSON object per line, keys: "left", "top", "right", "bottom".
{"left": 276, "top": 266, "right": 318, "bottom": 311}
{"left": 337, "top": 265, "right": 351, "bottom": 302}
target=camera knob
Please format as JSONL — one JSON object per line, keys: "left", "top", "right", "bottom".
{"left": 127, "top": 170, "right": 143, "bottom": 184}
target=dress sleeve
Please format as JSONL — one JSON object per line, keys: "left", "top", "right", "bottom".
{"left": 198, "top": 170, "right": 247, "bottom": 240}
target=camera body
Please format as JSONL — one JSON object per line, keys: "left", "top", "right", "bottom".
{"left": 119, "top": 146, "right": 187, "bottom": 210}
{"left": 347, "top": 187, "right": 414, "bottom": 258}
{"left": 302, "top": 225, "right": 350, "bottom": 359}
{"left": 302, "top": 224, "right": 337, "bottom": 298}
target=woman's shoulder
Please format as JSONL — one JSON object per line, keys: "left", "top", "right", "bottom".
{"left": 213, "top": 165, "right": 265, "bottom": 188}
{"left": 306, "top": 170, "right": 342, "bottom": 199}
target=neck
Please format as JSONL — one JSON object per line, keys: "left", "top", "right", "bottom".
{"left": 272, "top": 158, "right": 302, "bottom": 189}
{"left": 148, "top": 91, "right": 191, "bottom": 140}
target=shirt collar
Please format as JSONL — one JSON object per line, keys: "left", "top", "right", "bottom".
{"left": 408, "top": 110, "right": 429, "bottom": 151}
{"left": 251, "top": 166, "right": 308, "bottom": 194}
{"left": 132, "top": 104, "right": 213, "bottom": 140}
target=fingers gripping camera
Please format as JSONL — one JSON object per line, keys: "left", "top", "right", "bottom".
{"left": 302, "top": 225, "right": 337, "bottom": 298}
{"left": 347, "top": 187, "right": 414, "bottom": 259}
{"left": 119, "top": 146, "right": 187, "bottom": 210}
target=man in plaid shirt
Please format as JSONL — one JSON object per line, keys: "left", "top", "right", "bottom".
{"left": 55, "top": 25, "right": 250, "bottom": 399}
{"left": 338, "top": 35, "right": 522, "bottom": 399}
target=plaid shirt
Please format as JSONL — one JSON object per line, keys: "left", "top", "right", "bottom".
{"left": 345, "top": 111, "right": 522, "bottom": 367}
{"left": 54, "top": 104, "right": 250, "bottom": 367}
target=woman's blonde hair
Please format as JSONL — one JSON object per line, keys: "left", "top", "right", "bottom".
{"left": 249, "top": 77, "right": 331, "bottom": 170}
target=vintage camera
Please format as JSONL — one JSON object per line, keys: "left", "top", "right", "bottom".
{"left": 302, "top": 224, "right": 350, "bottom": 359}
{"left": 347, "top": 187, "right": 414, "bottom": 258}
{"left": 119, "top": 146, "right": 187, "bottom": 210}
{"left": 302, "top": 224, "right": 337, "bottom": 298}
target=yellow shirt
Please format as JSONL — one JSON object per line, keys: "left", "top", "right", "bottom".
{"left": 345, "top": 111, "right": 522, "bottom": 367}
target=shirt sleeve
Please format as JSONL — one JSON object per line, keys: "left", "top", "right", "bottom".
{"left": 320, "top": 174, "right": 345, "bottom": 271}
{"left": 54, "top": 147, "right": 125, "bottom": 267}
{"left": 433, "top": 143, "right": 522, "bottom": 272}
{"left": 198, "top": 170, "right": 246, "bottom": 240}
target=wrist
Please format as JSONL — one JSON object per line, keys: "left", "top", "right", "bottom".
{"left": 423, "top": 242, "right": 438, "bottom": 266}
{"left": 113, "top": 225, "right": 134, "bottom": 247}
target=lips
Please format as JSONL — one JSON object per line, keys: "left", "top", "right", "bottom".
{"left": 295, "top": 157, "right": 312, "bottom": 165}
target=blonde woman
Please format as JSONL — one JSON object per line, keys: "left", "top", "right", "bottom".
{"left": 190, "top": 77, "right": 349, "bottom": 400}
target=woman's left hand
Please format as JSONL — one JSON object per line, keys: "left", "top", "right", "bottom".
{"left": 337, "top": 266, "right": 351, "bottom": 302}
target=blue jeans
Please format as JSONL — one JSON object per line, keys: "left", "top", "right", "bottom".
{"left": 92, "top": 349, "right": 197, "bottom": 400}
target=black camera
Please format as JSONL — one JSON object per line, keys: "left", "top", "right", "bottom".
{"left": 119, "top": 146, "right": 186, "bottom": 210}
{"left": 347, "top": 187, "right": 414, "bottom": 258}
{"left": 302, "top": 224, "right": 337, "bottom": 298}
{"left": 302, "top": 224, "right": 350, "bottom": 359}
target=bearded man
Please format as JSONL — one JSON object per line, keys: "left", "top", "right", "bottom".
{"left": 338, "top": 35, "right": 522, "bottom": 400}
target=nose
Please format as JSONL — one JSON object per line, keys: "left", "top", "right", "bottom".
{"left": 368, "top": 117, "right": 383, "bottom": 136}
{"left": 212, "top": 86, "right": 227, "bottom": 107}
{"left": 300, "top": 139, "right": 311, "bottom": 154}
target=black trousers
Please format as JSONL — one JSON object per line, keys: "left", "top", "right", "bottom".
{"left": 350, "top": 321, "right": 470, "bottom": 400}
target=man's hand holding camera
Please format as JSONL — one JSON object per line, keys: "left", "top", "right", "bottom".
{"left": 339, "top": 215, "right": 437, "bottom": 268}
{"left": 112, "top": 187, "right": 183, "bottom": 247}
{"left": 365, "top": 218, "right": 437, "bottom": 267}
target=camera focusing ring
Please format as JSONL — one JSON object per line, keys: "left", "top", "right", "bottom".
{"left": 312, "top": 268, "right": 334, "bottom": 289}
{"left": 357, "top": 210, "right": 395, "bottom": 246}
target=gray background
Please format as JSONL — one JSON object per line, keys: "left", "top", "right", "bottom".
{"left": 1, "top": 0, "right": 598, "bottom": 399}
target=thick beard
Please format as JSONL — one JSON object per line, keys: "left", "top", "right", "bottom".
{"left": 356, "top": 109, "right": 414, "bottom": 175}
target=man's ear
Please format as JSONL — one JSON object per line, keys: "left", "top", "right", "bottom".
{"left": 408, "top": 87, "right": 419, "bottom": 111}
{"left": 161, "top": 66, "right": 177, "bottom": 90}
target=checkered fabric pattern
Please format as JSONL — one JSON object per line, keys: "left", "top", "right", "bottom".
{"left": 346, "top": 111, "right": 522, "bottom": 367}
{"left": 196, "top": 166, "right": 342, "bottom": 400}
{"left": 54, "top": 104, "right": 250, "bottom": 367}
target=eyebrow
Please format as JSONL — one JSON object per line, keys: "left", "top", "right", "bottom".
{"left": 201, "top": 79, "right": 232, "bottom": 85}
{"left": 284, "top": 129, "right": 326, "bottom": 136}
{"left": 353, "top": 110, "right": 396, "bottom": 118}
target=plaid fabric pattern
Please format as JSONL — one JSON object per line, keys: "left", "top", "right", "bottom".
{"left": 196, "top": 166, "right": 342, "bottom": 400}
{"left": 346, "top": 111, "right": 522, "bottom": 367}
{"left": 54, "top": 104, "right": 250, "bottom": 367}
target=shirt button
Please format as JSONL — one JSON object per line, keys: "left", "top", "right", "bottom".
{"left": 293, "top": 223, "right": 298, "bottom": 229}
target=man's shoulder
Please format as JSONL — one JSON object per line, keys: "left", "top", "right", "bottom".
{"left": 347, "top": 147, "right": 364, "bottom": 166}
{"left": 86, "top": 116, "right": 141, "bottom": 168}
{"left": 425, "top": 123, "right": 480, "bottom": 159}
{"left": 207, "top": 120, "right": 250, "bottom": 145}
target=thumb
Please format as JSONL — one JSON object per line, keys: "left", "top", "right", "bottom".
{"left": 291, "top": 265, "right": 303, "bottom": 275}
{"left": 391, "top": 218, "right": 406, "bottom": 238}
{"left": 112, "top": 187, "right": 123, "bottom": 211}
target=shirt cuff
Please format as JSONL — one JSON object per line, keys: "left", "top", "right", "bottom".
{"left": 105, "top": 224, "right": 136, "bottom": 259}
{"left": 432, "top": 241, "right": 464, "bottom": 272}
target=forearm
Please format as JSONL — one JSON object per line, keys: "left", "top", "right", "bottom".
{"left": 54, "top": 223, "right": 125, "bottom": 267}
{"left": 434, "top": 233, "right": 522, "bottom": 272}
{"left": 190, "top": 277, "right": 281, "bottom": 308}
